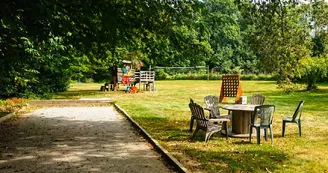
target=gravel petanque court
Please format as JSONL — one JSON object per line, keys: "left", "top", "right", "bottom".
{"left": 0, "top": 106, "right": 174, "bottom": 173}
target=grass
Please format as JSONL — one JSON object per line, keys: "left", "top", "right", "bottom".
{"left": 52, "top": 80, "right": 328, "bottom": 172}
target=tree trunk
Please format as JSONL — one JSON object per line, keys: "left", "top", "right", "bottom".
{"left": 306, "top": 72, "right": 318, "bottom": 90}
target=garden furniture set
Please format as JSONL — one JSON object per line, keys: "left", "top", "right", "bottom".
{"left": 189, "top": 94, "right": 304, "bottom": 145}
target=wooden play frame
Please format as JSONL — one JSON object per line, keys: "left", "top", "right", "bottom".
{"left": 219, "top": 74, "right": 243, "bottom": 103}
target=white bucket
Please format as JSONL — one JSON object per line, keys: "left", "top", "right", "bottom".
{"left": 240, "top": 96, "right": 247, "bottom": 104}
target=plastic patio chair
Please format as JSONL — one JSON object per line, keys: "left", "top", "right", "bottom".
{"left": 249, "top": 105, "right": 275, "bottom": 145}
{"left": 189, "top": 102, "right": 229, "bottom": 142}
{"left": 282, "top": 101, "right": 304, "bottom": 137}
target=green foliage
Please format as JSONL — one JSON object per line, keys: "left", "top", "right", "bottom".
{"left": 0, "top": 34, "right": 74, "bottom": 98}
{"left": 300, "top": 56, "right": 328, "bottom": 90}
{"left": 300, "top": 1, "right": 328, "bottom": 90}
{"left": 238, "top": 1, "right": 313, "bottom": 82}
{"left": 201, "top": 0, "right": 257, "bottom": 73}
{"left": 0, "top": 0, "right": 207, "bottom": 98}
{"left": 277, "top": 78, "right": 300, "bottom": 93}
{"left": 154, "top": 70, "right": 276, "bottom": 81}
{"left": 155, "top": 69, "right": 170, "bottom": 80}
{"left": 0, "top": 98, "right": 29, "bottom": 113}
{"left": 1, "top": 0, "right": 328, "bottom": 97}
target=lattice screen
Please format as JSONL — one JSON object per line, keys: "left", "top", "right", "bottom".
{"left": 219, "top": 74, "right": 243, "bottom": 103}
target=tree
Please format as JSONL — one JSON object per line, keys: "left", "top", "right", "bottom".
{"left": 237, "top": 0, "right": 313, "bottom": 83}
{"left": 0, "top": 0, "right": 207, "bottom": 98}
{"left": 300, "top": 0, "right": 328, "bottom": 90}
{"left": 199, "top": 0, "right": 257, "bottom": 73}
{"left": 300, "top": 55, "right": 328, "bottom": 90}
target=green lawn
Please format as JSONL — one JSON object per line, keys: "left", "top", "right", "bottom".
{"left": 53, "top": 80, "right": 328, "bottom": 172}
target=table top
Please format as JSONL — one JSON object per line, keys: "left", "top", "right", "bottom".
{"left": 222, "top": 104, "right": 258, "bottom": 112}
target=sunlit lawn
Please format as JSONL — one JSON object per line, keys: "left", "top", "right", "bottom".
{"left": 53, "top": 80, "right": 328, "bottom": 172}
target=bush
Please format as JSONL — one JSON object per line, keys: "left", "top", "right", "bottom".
{"left": 241, "top": 74, "right": 257, "bottom": 80}
{"left": 154, "top": 72, "right": 275, "bottom": 81}
{"left": 277, "top": 79, "right": 300, "bottom": 93}
{"left": 81, "top": 78, "right": 94, "bottom": 83}
{"left": 155, "top": 69, "right": 170, "bottom": 80}
{"left": 0, "top": 98, "right": 29, "bottom": 113}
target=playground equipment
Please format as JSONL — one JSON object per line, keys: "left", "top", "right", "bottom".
{"left": 135, "top": 71, "right": 155, "bottom": 91}
{"left": 102, "top": 60, "right": 155, "bottom": 92}
{"left": 219, "top": 74, "right": 243, "bottom": 103}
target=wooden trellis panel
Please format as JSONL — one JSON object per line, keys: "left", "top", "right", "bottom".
{"left": 219, "top": 74, "right": 243, "bottom": 103}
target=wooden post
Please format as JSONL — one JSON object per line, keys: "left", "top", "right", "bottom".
{"left": 112, "top": 67, "right": 118, "bottom": 91}
{"left": 207, "top": 65, "right": 209, "bottom": 82}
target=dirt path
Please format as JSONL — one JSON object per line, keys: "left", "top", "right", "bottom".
{"left": 0, "top": 107, "right": 174, "bottom": 173}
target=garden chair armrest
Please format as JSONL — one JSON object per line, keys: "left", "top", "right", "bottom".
{"left": 209, "top": 118, "right": 230, "bottom": 123}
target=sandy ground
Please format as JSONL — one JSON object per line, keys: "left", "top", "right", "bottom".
{"left": 0, "top": 107, "right": 175, "bottom": 173}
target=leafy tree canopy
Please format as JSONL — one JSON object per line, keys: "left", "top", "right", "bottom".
{"left": 0, "top": 0, "right": 207, "bottom": 98}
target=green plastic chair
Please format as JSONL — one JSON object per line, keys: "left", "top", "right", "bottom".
{"left": 282, "top": 101, "right": 304, "bottom": 137}
{"left": 249, "top": 105, "right": 275, "bottom": 145}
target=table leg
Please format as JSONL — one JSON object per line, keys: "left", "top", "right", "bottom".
{"left": 231, "top": 110, "right": 252, "bottom": 134}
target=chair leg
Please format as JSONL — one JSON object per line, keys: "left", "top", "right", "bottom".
{"left": 282, "top": 121, "right": 286, "bottom": 137}
{"left": 249, "top": 125, "right": 253, "bottom": 143}
{"left": 205, "top": 132, "right": 210, "bottom": 142}
{"left": 264, "top": 128, "right": 268, "bottom": 141}
{"left": 205, "top": 131, "right": 214, "bottom": 142}
{"left": 210, "top": 110, "right": 215, "bottom": 119}
{"left": 256, "top": 127, "right": 261, "bottom": 144}
{"left": 189, "top": 117, "right": 194, "bottom": 133}
{"left": 270, "top": 125, "right": 274, "bottom": 145}
{"left": 191, "top": 127, "right": 200, "bottom": 139}
{"left": 298, "top": 120, "right": 302, "bottom": 136}
{"left": 223, "top": 121, "right": 228, "bottom": 140}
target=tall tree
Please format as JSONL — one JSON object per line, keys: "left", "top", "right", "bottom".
{"left": 237, "top": 0, "right": 312, "bottom": 83}
{"left": 300, "top": 0, "right": 328, "bottom": 90}
{"left": 200, "top": 0, "right": 257, "bottom": 73}
{"left": 0, "top": 0, "right": 206, "bottom": 98}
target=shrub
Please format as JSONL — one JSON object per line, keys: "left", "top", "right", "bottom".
{"left": 0, "top": 98, "right": 29, "bottom": 112}
{"left": 277, "top": 79, "right": 300, "bottom": 93}
{"left": 154, "top": 73, "right": 275, "bottom": 81}
{"left": 155, "top": 69, "right": 170, "bottom": 80}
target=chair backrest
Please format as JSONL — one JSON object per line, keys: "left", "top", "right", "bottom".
{"left": 204, "top": 95, "right": 220, "bottom": 116}
{"left": 190, "top": 98, "right": 194, "bottom": 118}
{"left": 292, "top": 101, "right": 304, "bottom": 121}
{"left": 189, "top": 102, "right": 209, "bottom": 128}
{"left": 204, "top": 95, "right": 219, "bottom": 108}
{"left": 250, "top": 94, "right": 265, "bottom": 105}
{"left": 253, "top": 105, "right": 275, "bottom": 126}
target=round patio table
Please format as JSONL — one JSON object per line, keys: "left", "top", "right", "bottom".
{"left": 222, "top": 104, "right": 258, "bottom": 138}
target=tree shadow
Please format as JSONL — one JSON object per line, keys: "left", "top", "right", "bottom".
{"left": 181, "top": 145, "right": 288, "bottom": 172}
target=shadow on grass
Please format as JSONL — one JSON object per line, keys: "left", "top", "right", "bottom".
{"left": 182, "top": 145, "right": 288, "bottom": 172}
{"left": 133, "top": 116, "right": 192, "bottom": 142}
{"left": 132, "top": 116, "right": 290, "bottom": 172}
